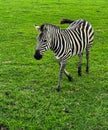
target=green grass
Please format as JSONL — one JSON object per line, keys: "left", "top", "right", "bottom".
{"left": 0, "top": 0, "right": 108, "bottom": 129}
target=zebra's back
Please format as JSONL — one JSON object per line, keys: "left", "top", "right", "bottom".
{"left": 68, "top": 19, "right": 94, "bottom": 46}
{"left": 62, "top": 20, "right": 94, "bottom": 56}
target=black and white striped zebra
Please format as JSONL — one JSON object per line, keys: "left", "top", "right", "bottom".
{"left": 34, "top": 19, "right": 94, "bottom": 91}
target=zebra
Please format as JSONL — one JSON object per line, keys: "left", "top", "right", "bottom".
{"left": 34, "top": 19, "right": 94, "bottom": 92}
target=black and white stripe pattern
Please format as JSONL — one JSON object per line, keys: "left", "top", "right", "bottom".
{"left": 34, "top": 19, "right": 94, "bottom": 91}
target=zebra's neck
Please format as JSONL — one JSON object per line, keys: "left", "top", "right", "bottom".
{"left": 45, "top": 26, "right": 61, "bottom": 54}
{"left": 50, "top": 31, "right": 59, "bottom": 49}
{"left": 45, "top": 25, "right": 61, "bottom": 51}
{"left": 50, "top": 31, "right": 64, "bottom": 59}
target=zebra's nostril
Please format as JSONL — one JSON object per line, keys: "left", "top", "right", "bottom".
{"left": 34, "top": 50, "right": 42, "bottom": 60}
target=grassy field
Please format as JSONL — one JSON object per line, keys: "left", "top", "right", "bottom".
{"left": 0, "top": 0, "right": 108, "bottom": 129}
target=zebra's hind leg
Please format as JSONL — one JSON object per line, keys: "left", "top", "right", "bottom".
{"left": 64, "top": 69, "right": 73, "bottom": 81}
{"left": 78, "top": 53, "right": 83, "bottom": 76}
{"left": 86, "top": 48, "right": 90, "bottom": 73}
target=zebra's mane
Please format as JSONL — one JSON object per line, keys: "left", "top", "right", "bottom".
{"left": 40, "top": 24, "right": 61, "bottom": 32}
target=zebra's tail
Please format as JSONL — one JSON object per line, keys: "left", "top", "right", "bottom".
{"left": 60, "top": 19, "right": 74, "bottom": 24}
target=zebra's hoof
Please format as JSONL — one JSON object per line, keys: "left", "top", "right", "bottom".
{"left": 86, "top": 70, "right": 89, "bottom": 74}
{"left": 86, "top": 67, "right": 89, "bottom": 74}
{"left": 68, "top": 76, "right": 73, "bottom": 82}
{"left": 78, "top": 70, "right": 82, "bottom": 76}
{"left": 56, "top": 87, "right": 60, "bottom": 92}
{"left": 78, "top": 73, "right": 82, "bottom": 76}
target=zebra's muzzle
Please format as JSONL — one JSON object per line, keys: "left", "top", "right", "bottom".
{"left": 34, "top": 50, "right": 42, "bottom": 60}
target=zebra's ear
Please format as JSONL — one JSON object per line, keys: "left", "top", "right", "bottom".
{"left": 34, "top": 24, "right": 40, "bottom": 31}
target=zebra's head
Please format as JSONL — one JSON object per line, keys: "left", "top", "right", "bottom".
{"left": 34, "top": 24, "right": 51, "bottom": 60}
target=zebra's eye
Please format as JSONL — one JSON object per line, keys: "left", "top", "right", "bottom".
{"left": 42, "top": 39, "right": 47, "bottom": 43}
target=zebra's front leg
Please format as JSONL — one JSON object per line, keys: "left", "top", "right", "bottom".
{"left": 56, "top": 62, "right": 66, "bottom": 92}
{"left": 58, "top": 61, "right": 73, "bottom": 82}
